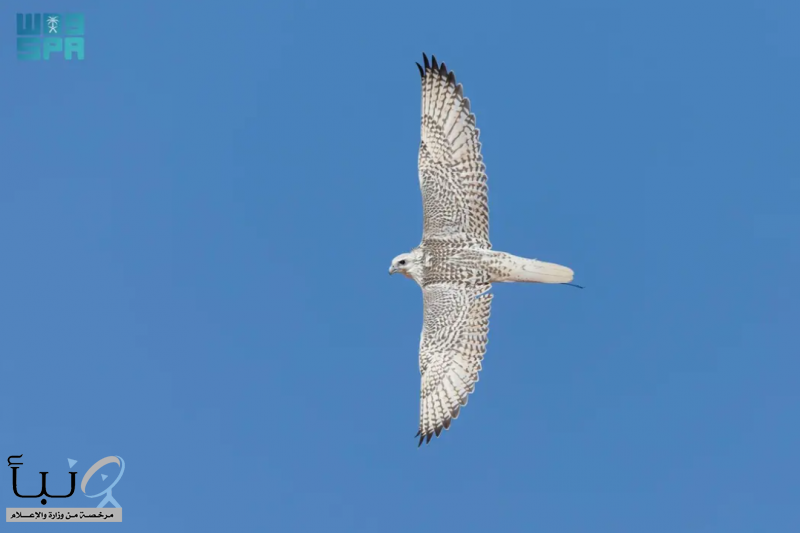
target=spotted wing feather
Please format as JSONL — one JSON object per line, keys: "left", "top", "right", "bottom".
{"left": 416, "top": 283, "right": 492, "bottom": 445}
{"left": 417, "top": 53, "right": 490, "bottom": 249}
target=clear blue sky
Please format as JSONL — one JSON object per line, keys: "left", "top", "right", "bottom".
{"left": 2, "top": 0, "right": 799, "bottom": 531}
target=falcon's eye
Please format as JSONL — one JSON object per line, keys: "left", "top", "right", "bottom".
{"left": 398, "top": 260, "right": 406, "bottom": 265}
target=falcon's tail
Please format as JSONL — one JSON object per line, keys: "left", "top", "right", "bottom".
{"left": 492, "top": 253, "right": 575, "bottom": 284}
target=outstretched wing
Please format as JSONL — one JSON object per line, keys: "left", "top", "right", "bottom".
{"left": 417, "top": 283, "right": 492, "bottom": 445}
{"left": 417, "top": 53, "right": 491, "bottom": 249}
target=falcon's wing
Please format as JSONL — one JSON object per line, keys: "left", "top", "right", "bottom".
{"left": 417, "top": 53, "right": 491, "bottom": 249}
{"left": 417, "top": 283, "right": 492, "bottom": 445}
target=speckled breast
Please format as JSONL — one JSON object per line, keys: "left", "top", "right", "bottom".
{"left": 420, "top": 242, "right": 492, "bottom": 287}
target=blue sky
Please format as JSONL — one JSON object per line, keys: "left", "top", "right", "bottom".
{"left": 2, "top": 0, "right": 799, "bottom": 531}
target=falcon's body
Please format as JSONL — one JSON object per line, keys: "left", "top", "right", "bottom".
{"left": 390, "top": 54, "right": 578, "bottom": 446}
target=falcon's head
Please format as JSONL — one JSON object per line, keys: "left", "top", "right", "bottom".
{"left": 389, "top": 250, "right": 423, "bottom": 281}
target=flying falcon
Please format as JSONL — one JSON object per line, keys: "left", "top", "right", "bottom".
{"left": 389, "top": 53, "right": 579, "bottom": 446}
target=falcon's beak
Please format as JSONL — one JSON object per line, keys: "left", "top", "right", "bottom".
{"left": 389, "top": 266, "right": 397, "bottom": 275}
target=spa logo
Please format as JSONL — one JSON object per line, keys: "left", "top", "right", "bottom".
{"left": 16, "top": 13, "right": 85, "bottom": 60}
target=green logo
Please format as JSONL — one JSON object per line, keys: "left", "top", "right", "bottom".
{"left": 16, "top": 13, "right": 85, "bottom": 61}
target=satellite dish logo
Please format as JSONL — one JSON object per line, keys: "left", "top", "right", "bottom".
{"left": 81, "top": 456, "right": 125, "bottom": 509}
{"left": 6, "top": 454, "right": 125, "bottom": 523}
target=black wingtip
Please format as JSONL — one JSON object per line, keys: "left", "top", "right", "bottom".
{"left": 419, "top": 53, "right": 458, "bottom": 83}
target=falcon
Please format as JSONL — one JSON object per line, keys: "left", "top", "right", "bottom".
{"left": 389, "top": 53, "right": 580, "bottom": 446}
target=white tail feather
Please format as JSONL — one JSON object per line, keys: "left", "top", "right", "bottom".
{"left": 491, "top": 253, "right": 575, "bottom": 284}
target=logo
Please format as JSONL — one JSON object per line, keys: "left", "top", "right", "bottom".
{"left": 6, "top": 455, "right": 124, "bottom": 523}
{"left": 16, "top": 13, "right": 85, "bottom": 61}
